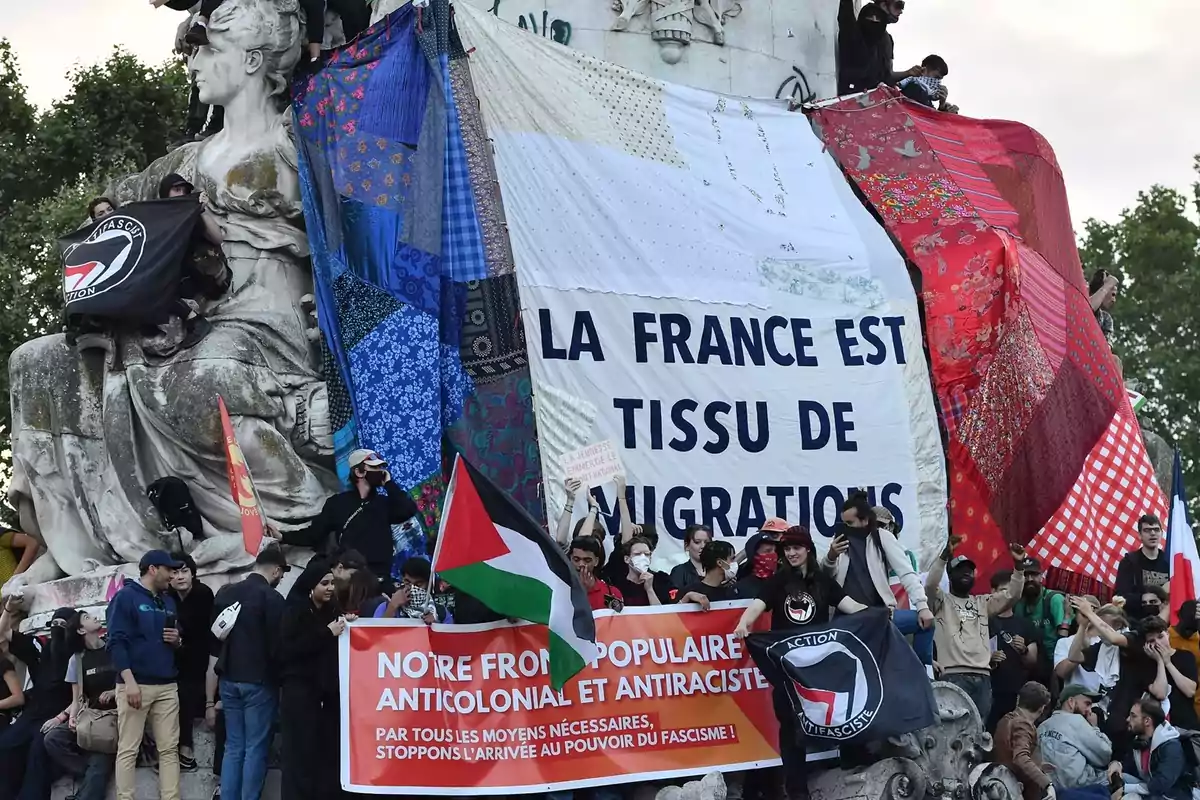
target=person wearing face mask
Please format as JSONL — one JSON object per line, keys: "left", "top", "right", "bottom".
{"left": 737, "top": 532, "right": 780, "bottom": 599}
{"left": 823, "top": 492, "right": 934, "bottom": 670}
{"left": 679, "top": 541, "right": 741, "bottom": 606}
{"left": 924, "top": 533, "right": 1027, "bottom": 724}
{"left": 734, "top": 526, "right": 867, "bottom": 800}
{"left": 1140, "top": 587, "right": 1170, "bottom": 626}
{"left": 837, "top": 0, "right": 919, "bottom": 95}
{"left": 282, "top": 449, "right": 419, "bottom": 591}
{"left": 279, "top": 560, "right": 355, "bottom": 800}
{"left": 610, "top": 537, "right": 673, "bottom": 607}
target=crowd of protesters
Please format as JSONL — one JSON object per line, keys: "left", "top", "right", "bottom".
{"left": 0, "top": 445, "right": 1186, "bottom": 800}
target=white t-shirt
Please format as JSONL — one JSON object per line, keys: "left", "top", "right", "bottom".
{"left": 1053, "top": 633, "right": 1122, "bottom": 694}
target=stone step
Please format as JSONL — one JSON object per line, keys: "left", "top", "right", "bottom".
{"left": 48, "top": 725, "right": 283, "bottom": 800}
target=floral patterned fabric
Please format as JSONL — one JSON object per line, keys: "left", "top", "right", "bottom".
{"left": 293, "top": 2, "right": 543, "bottom": 573}
{"left": 810, "top": 88, "right": 1166, "bottom": 588}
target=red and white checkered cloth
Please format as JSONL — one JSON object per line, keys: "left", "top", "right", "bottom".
{"left": 1029, "top": 407, "right": 1167, "bottom": 584}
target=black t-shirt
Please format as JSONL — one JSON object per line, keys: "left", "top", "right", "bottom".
{"left": 72, "top": 647, "right": 117, "bottom": 708}
{"left": 1108, "top": 635, "right": 1199, "bottom": 733}
{"left": 842, "top": 531, "right": 884, "bottom": 607}
{"left": 680, "top": 581, "right": 741, "bottom": 603}
{"left": 758, "top": 569, "right": 846, "bottom": 630}
{"left": 1133, "top": 551, "right": 1170, "bottom": 591}
{"left": 989, "top": 614, "right": 1039, "bottom": 694}
{"left": 610, "top": 571, "right": 675, "bottom": 608}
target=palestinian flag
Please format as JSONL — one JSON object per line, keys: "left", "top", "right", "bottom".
{"left": 432, "top": 455, "right": 597, "bottom": 689}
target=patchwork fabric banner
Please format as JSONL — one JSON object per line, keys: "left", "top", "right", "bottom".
{"left": 293, "top": 2, "right": 541, "bottom": 574}
{"left": 809, "top": 88, "right": 1167, "bottom": 587}
{"left": 455, "top": 6, "right": 947, "bottom": 566}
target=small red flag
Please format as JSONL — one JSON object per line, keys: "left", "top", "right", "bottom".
{"left": 218, "top": 396, "right": 265, "bottom": 557}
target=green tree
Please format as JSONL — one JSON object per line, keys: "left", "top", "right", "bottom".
{"left": 1079, "top": 157, "right": 1200, "bottom": 503}
{"left": 0, "top": 44, "right": 188, "bottom": 522}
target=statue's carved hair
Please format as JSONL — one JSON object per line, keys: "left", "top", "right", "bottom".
{"left": 208, "top": 0, "right": 302, "bottom": 101}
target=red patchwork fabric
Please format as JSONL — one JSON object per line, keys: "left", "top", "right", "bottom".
{"left": 810, "top": 88, "right": 1166, "bottom": 587}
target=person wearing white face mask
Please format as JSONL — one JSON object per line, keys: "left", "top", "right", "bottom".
{"left": 610, "top": 537, "right": 673, "bottom": 607}
{"left": 679, "top": 541, "right": 741, "bottom": 607}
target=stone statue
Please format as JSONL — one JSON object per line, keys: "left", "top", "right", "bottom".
{"left": 610, "top": 0, "right": 742, "bottom": 62}
{"left": 807, "top": 682, "right": 1021, "bottom": 800}
{"left": 654, "top": 772, "right": 726, "bottom": 800}
{"left": 8, "top": 0, "right": 339, "bottom": 582}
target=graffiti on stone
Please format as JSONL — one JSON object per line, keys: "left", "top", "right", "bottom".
{"left": 489, "top": 0, "right": 573, "bottom": 45}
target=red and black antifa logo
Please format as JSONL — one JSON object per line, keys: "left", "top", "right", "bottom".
{"left": 62, "top": 215, "right": 147, "bottom": 303}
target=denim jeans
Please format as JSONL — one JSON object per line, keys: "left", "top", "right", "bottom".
{"left": 220, "top": 680, "right": 278, "bottom": 800}
{"left": 42, "top": 722, "right": 114, "bottom": 800}
{"left": 891, "top": 609, "right": 935, "bottom": 666}
{"left": 943, "top": 673, "right": 992, "bottom": 723}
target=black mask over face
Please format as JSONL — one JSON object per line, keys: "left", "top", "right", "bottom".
{"left": 365, "top": 470, "right": 386, "bottom": 488}
{"left": 949, "top": 572, "right": 975, "bottom": 595}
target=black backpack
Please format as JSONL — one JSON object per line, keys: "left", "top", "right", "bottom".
{"left": 1176, "top": 728, "right": 1200, "bottom": 787}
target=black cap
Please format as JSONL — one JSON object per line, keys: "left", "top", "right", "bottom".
{"left": 255, "top": 544, "right": 291, "bottom": 572}
{"left": 1020, "top": 557, "right": 1043, "bottom": 574}
{"left": 158, "top": 173, "right": 194, "bottom": 199}
{"left": 948, "top": 555, "right": 976, "bottom": 571}
{"left": 140, "top": 549, "right": 184, "bottom": 571}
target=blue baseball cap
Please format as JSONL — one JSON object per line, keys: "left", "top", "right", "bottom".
{"left": 140, "top": 550, "right": 184, "bottom": 571}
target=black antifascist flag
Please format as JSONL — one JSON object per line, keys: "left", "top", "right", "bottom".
{"left": 747, "top": 607, "right": 937, "bottom": 744}
{"left": 59, "top": 196, "right": 202, "bottom": 324}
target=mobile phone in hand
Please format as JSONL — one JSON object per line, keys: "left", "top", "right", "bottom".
{"left": 165, "top": 611, "right": 177, "bottom": 630}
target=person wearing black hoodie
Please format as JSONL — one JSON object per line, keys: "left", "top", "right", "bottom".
{"left": 837, "top": 0, "right": 918, "bottom": 95}
{"left": 280, "top": 559, "right": 351, "bottom": 800}
{"left": 0, "top": 603, "right": 74, "bottom": 798}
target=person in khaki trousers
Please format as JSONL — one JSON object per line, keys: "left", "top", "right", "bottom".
{"left": 106, "top": 550, "right": 185, "bottom": 800}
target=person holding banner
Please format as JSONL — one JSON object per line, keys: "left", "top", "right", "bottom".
{"left": 679, "top": 540, "right": 742, "bottom": 606}
{"left": 734, "top": 526, "right": 869, "bottom": 799}
{"left": 668, "top": 524, "right": 715, "bottom": 592}
{"left": 609, "top": 536, "right": 674, "bottom": 607}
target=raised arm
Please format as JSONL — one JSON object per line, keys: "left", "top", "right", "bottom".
{"left": 1072, "top": 598, "right": 1127, "bottom": 647}
{"left": 614, "top": 475, "right": 635, "bottom": 546}
{"left": 986, "top": 549, "right": 1029, "bottom": 616}
{"left": 879, "top": 529, "right": 928, "bottom": 613}
{"left": 554, "top": 478, "right": 581, "bottom": 547}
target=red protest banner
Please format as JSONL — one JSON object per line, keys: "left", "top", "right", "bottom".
{"left": 339, "top": 603, "right": 782, "bottom": 794}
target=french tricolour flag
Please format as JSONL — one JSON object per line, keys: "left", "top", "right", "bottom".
{"left": 1168, "top": 451, "right": 1200, "bottom": 624}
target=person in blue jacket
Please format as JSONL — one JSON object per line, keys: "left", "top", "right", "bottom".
{"left": 1121, "top": 698, "right": 1191, "bottom": 800}
{"left": 106, "top": 550, "right": 184, "bottom": 800}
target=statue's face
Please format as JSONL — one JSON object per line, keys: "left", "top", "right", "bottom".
{"left": 192, "top": 26, "right": 264, "bottom": 107}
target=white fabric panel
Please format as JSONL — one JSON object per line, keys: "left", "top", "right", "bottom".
{"left": 457, "top": 4, "right": 947, "bottom": 567}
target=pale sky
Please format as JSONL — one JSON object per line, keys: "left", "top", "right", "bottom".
{"left": 3, "top": 0, "right": 1196, "bottom": 227}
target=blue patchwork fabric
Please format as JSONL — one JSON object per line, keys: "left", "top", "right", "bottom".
{"left": 293, "top": 2, "right": 490, "bottom": 559}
